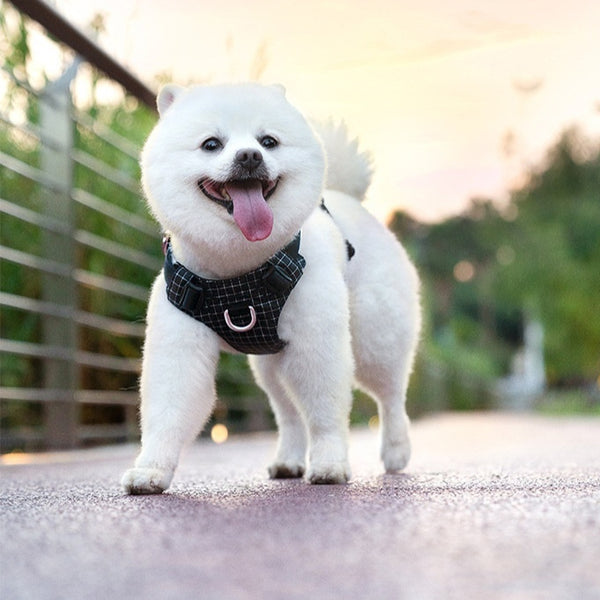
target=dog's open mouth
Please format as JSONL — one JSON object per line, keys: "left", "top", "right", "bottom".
{"left": 198, "top": 178, "right": 279, "bottom": 242}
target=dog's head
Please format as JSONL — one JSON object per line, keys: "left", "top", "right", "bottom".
{"left": 141, "top": 83, "right": 325, "bottom": 250}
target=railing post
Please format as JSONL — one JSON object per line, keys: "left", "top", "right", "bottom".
{"left": 40, "top": 61, "right": 80, "bottom": 449}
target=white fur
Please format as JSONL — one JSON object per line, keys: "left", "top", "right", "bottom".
{"left": 314, "top": 120, "right": 373, "bottom": 200}
{"left": 121, "top": 83, "right": 420, "bottom": 494}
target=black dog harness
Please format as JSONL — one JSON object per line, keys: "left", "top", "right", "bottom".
{"left": 163, "top": 234, "right": 305, "bottom": 354}
{"left": 320, "top": 199, "right": 355, "bottom": 260}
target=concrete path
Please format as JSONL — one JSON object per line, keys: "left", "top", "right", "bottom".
{"left": 1, "top": 412, "right": 599, "bottom": 600}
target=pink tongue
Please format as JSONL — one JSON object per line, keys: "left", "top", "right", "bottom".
{"left": 225, "top": 181, "right": 273, "bottom": 241}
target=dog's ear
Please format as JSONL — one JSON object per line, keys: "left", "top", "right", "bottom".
{"left": 157, "top": 84, "right": 185, "bottom": 116}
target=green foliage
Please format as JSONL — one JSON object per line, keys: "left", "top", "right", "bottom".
{"left": 392, "top": 127, "right": 600, "bottom": 396}
{"left": 493, "top": 131, "right": 600, "bottom": 382}
{"left": 1, "top": 8, "right": 161, "bottom": 445}
{"left": 536, "top": 389, "right": 600, "bottom": 416}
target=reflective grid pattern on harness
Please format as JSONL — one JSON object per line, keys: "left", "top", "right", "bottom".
{"left": 163, "top": 234, "right": 305, "bottom": 354}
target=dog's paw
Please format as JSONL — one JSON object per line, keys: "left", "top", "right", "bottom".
{"left": 306, "top": 462, "right": 350, "bottom": 485}
{"left": 268, "top": 462, "right": 305, "bottom": 479}
{"left": 121, "top": 467, "right": 172, "bottom": 495}
{"left": 382, "top": 439, "right": 411, "bottom": 473}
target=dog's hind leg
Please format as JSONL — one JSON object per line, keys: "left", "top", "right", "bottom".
{"left": 349, "top": 276, "right": 420, "bottom": 472}
{"left": 353, "top": 325, "right": 419, "bottom": 472}
{"left": 250, "top": 355, "right": 307, "bottom": 478}
{"left": 354, "top": 355, "right": 415, "bottom": 472}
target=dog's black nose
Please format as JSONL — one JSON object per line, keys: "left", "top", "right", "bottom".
{"left": 235, "top": 148, "right": 263, "bottom": 170}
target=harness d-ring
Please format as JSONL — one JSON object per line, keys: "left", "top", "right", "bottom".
{"left": 224, "top": 306, "right": 257, "bottom": 332}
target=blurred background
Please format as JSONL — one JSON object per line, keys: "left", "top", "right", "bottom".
{"left": 1, "top": 0, "right": 599, "bottom": 453}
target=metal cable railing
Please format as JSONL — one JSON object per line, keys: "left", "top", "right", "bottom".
{"left": 2, "top": 1, "right": 276, "bottom": 451}
{"left": 0, "top": 2, "right": 160, "bottom": 450}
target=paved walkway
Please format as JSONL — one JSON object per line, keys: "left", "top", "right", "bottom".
{"left": 1, "top": 412, "right": 599, "bottom": 600}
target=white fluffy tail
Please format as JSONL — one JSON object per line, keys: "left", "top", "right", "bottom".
{"left": 313, "top": 120, "right": 372, "bottom": 201}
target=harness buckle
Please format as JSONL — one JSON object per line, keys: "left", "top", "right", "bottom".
{"left": 180, "top": 280, "right": 205, "bottom": 314}
{"left": 263, "top": 263, "right": 294, "bottom": 293}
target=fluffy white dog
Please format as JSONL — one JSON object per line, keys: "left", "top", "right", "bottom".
{"left": 121, "top": 83, "right": 420, "bottom": 493}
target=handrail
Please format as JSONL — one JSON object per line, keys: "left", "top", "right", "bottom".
{"left": 8, "top": 0, "right": 157, "bottom": 110}
{"left": 1, "top": 1, "right": 160, "bottom": 451}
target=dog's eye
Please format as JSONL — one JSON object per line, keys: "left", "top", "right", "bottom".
{"left": 259, "top": 135, "right": 278, "bottom": 149}
{"left": 201, "top": 138, "right": 223, "bottom": 152}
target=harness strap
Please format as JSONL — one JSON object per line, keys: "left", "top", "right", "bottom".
{"left": 320, "top": 199, "right": 355, "bottom": 260}
{"left": 163, "top": 233, "right": 305, "bottom": 355}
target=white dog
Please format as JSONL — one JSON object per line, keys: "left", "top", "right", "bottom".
{"left": 121, "top": 83, "right": 420, "bottom": 493}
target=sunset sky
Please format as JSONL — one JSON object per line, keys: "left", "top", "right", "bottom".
{"left": 51, "top": 0, "right": 600, "bottom": 222}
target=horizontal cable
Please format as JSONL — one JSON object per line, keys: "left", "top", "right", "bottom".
{"left": 74, "top": 269, "right": 149, "bottom": 301}
{"left": 0, "top": 339, "right": 141, "bottom": 373}
{"left": 0, "top": 149, "right": 63, "bottom": 193}
{"left": 79, "top": 348, "right": 141, "bottom": 372}
{"left": 0, "top": 244, "right": 72, "bottom": 277}
{"left": 1, "top": 186, "right": 157, "bottom": 241}
{"left": 74, "top": 229, "right": 161, "bottom": 272}
{"left": 71, "top": 187, "right": 158, "bottom": 237}
{"left": 0, "top": 291, "right": 72, "bottom": 319}
{"left": 73, "top": 110, "right": 142, "bottom": 160}
{"left": 78, "top": 424, "right": 137, "bottom": 440}
{"left": 0, "top": 66, "right": 61, "bottom": 110}
{"left": 1, "top": 248, "right": 150, "bottom": 300}
{"left": 0, "top": 111, "right": 40, "bottom": 143}
{"left": 0, "top": 339, "right": 75, "bottom": 362}
{"left": 0, "top": 387, "right": 139, "bottom": 406}
{"left": 0, "top": 387, "right": 73, "bottom": 402}
{"left": 1, "top": 249, "right": 151, "bottom": 305}
{"left": 71, "top": 148, "right": 140, "bottom": 195}
{"left": 0, "top": 292, "right": 146, "bottom": 337}
{"left": 76, "top": 390, "right": 139, "bottom": 406}
{"left": 0, "top": 110, "right": 64, "bottom": 152}
{"left": 75, "top": 310, "right": 145, "bottom": 337}
{"left": 0, "top": 197, "right": 70, "bottom": 235}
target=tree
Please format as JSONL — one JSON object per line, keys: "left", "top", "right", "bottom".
{"left": 391, "top": 127, "right": 600, "bottom": 387}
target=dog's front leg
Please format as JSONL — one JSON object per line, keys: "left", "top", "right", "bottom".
{"left": 121, "top": 285, "right": 220, "bottom": 494}
{"left": 278, "top": 306, "right": 354, "bottom": 484}
{"left": 280, "top": 342, "right": 353, "bottom": 484}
